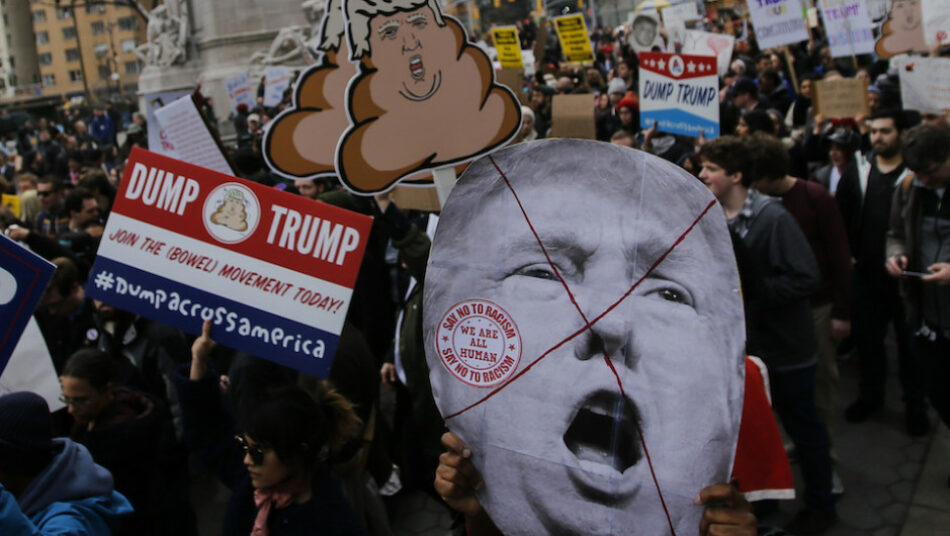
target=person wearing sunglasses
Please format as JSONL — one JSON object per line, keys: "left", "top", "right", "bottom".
{"left": 58, "top": 348, "right": 198, "bottom": 536}
{"left": 174, "top": 320, "right": 366, "bottom": 535}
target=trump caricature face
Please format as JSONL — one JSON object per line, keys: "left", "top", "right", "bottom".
{"left": 424, "top": 139, "right": 745, "bottom": 535}
{"left": 368, "top": 5, "right": 446, "bottom": 103}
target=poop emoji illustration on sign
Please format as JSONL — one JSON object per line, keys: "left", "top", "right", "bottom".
{"left": 263, "top": 0, "right": 360, "bottom": 178}
{"left": 211, "top": 189, "right": 250, "bottom": 232}
{"left": 875, "top": 0, "right": 927, "bottom": 58}
{"left": 335, "top": 0, "right": 521, "bottom": 193}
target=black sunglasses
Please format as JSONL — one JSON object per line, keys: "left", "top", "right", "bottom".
{"left": 234, "top": 435, "right": 266, "bottom": 466}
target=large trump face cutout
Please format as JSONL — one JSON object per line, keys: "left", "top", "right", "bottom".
{"left": 423, "top": 140, "right": 745, "bottom": 535}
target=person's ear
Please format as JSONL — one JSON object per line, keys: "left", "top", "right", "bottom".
{"left": 732, "top": 171, "right": 743, "bottom": 185}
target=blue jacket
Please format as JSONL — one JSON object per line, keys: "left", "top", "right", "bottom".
{"left": 0, "top": 439, "right": 133, "bottom": 535}
{"left": 90, "top": 114, "right": 116, "bottom": 144}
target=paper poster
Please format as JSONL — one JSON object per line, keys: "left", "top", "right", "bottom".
{"left": 423, "top": 139, "right": 745, "bottom": 535}
{"left": 747, "top": 0, "right": 810, "bottom": 50}
{"left": 875, "top": 0, "right": 927, "bottom": 58}
{"left": 813, "top": 77, "right": 869, "bottom": 118}
{"left": 153, "top": 94, "right": 234, "bottom": 176}
{"left": 681, "top": 30, "right": 735, "bottom": 78}
{"left": 85, "top": 148, "right": 372, "bottom": 378}
{"left": 263, "top": 66, "right": 293, "bottom": 108}
{"left": 639, "top": 51, "right": 719, "bottom": 138}
{"left": 818, "top": 0, "right": 875, "bottom": 57}
{"left": 628, "top": 11, "right": 664, "bottom": 52}
{"left": 553, "top": 14, "right": 594, "bottom": 63}
{"left": 496, "top": 68, "right": 527, "bottom": 105}
{"left": 921, "top": 1, "right": 950, "bottom": 46}
{"left": 549, "top": 94, "right": 596, "bottom": 139}
{"left": 0, "top": 318, "right": 64, "bottom": 412}
{"left": 0, "top": 234, "right": 55, "bottom": 376}
{"left": 899, "top": 57, "right": 950, "bottom": 114}
{"left": 492, "top": 27, "right": 524, "bottom": 69}
{"left": 144, "top": 89, "right": 192, "bottom": 158}
{"left": 223, "top": 72, "right": 256, "bottom": 114}
{"left": 1, "top": 194, "right": 20, "bottom": 218}
{"left": 662, "top": 2, "right": 700, "bottom": 23}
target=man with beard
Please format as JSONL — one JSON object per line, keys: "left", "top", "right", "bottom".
{"left": 836, "top": 109, "right": 928, "bottom": 435}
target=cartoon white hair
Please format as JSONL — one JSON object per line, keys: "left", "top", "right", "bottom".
{"left": 224, "top": 189, "right": 247, "bottom": 204}
{"left": 344, "top": 0, "right": 445, "bottom": 60}
{"left": 319, "top": 0, "right": 347, "bottom": 52}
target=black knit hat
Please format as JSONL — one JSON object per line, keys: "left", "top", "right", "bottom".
{"left": 0, "top": 392, "right": 56, "bottom": 475}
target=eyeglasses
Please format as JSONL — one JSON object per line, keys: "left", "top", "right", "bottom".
{"left": 234, "top": 434, "right": 267, "bottom": 466}
{"left": 58, "top": 394, "right": 93, "bottom": 407}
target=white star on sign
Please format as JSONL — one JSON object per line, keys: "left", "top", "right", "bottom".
{"left": 687, "top": 61, "right": 696, "bottom": 73}
{"left": 658, "top": 59, "right": 666, "bottom": 71}
{"left": 649, "top": 59, "right": 656, "bottom": 67}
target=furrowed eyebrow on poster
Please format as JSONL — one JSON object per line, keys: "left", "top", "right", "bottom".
{"left": 1, "top": 0, "right": 948, "bottom": 534}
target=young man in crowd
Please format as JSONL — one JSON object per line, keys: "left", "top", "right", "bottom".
{"left": 699, "top": 136, "right": 836, "bottom": 534}
{"left": 836, "top": 109, "right": 928, "bottom": 435}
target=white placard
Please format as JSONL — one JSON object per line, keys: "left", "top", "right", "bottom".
{"left": 818, "top": 0, "right": 875, "bottom": 57}
{"left": 899, "top": 57, "right": 950, "bottom": 114}
{"left": 681, "top": 30, "right": 735, "bottom": 78}
{"left": 153, "top": 95, "right": 233, "bottom": 176}
{"left": 747, "top": 0, "right": 810, "bottom": 50}
{"left": 223, "top": 72, "right": 256, "bottom": 115}
{"left": 921, "top": 1, "right": 950, "bottom": 46}
{"left": 263, "top": 66, "right": 293, "bottom": 108}
{"left": 0, "top": 319, "right": 65, "bottom": 412}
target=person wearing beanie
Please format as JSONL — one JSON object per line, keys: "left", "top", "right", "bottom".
{"left": 597, "top": 91, "right": 639, "bottom": 141}
{"left": 0, "top": 391, "right": 133, "bottom": 534}
{"left": 515, "top": 106, "right": 537, "bottom": 143}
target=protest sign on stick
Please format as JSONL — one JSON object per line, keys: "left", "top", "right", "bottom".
{"left": 549, "top": 94, "right": 596, "bottom": 139}
{"left": 144, "top": 89, "right": 192, "bottom": 158}
{"left": 85, "top": 148, "right": 373, "bottom": 378}
{"left": 813, "top": 77, "right": 869, "bottom": 119}
{"left": 263, "top": 66, "right": 293, "bottom": 108}
{"left": 0, "top": 234, "right": 55, "bottom": 376}
{"left": 154, "top": 94, "right": 236, "bottom": 176}
{"left": 639, "top": 52, "right": 719, "bottom": 138}
{"left": 223, "top": 72, "right": 256, "bottom": 115}
{"left": 492, "top": 27, "right": 524, "bottom": 69}
{"left": 818, "top": 0, "right": 875, "bottom": 57}
{"left": 553, "top": 14, "right": 594, "bottom": 63}
{"left": 899, "top": 57, "right": 950, "bottom": 115}
{"left": 681, "top": 30, "right": 734, "bottom": 79}
{"left": 747, "top": 0, "right": 809, "bottom": 51}
{"left": 921, "top": 2, "right": 950, "bottom": 46}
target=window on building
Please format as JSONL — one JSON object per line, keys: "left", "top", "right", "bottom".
{"left": 121, "top": 39, "right": 137, "bottom": 53}
{"left": 32, "top": 10, "right": 46, "bottom": 23}
{"left": 94, "top": 43, "right": 109, "bottom": 58}
{"left": 98, "top": 65, "right": 112, "bottom": 80}
{"left": 86, "top": 3, "right": 106, "bottom": 14}
{"left": 118, "top": 17, "right": 138, "bottom": 31}
{"left": 69, "top": 70, "right": 83, "bottom": 82}
{"left": 125, "top": 60, "right": 142, "bottom": 75}
{"left": 36, "top": 31, "right": 49, "bottom": 45}
{"left": 66, "top": 48, "right": 80, "bottom": 61}
{"left": 63, "top": 27, "right": 77, "bottom": 40}
{"left": 42, "top": 74, "right": 56, "bottom": 87}
{"left": 56, "top": 7, "right": 72, "bottom": 19}
{"left": 123, "top": 82, "right": 138, "bottom": 93}
{"left": 91, "top": 21, "right": 105, "bottom": 35}
{"left": 37, "top": 53, "right": 52, "bottom": 66}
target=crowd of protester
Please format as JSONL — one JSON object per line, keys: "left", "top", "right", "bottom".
{"left": 0, "top": 5, "right": 949, "bottom": 536}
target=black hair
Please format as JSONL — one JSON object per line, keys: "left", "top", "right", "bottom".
{"left": 44, "top": 257, "right": 80, "bottom": 298}
{"left": 741, "top": 110, "right": 776, "bottom": 136}
{"left": 759, "top": 69, "right": 781, "bottom": 86}
{"left": 62, "top": 348, "right": 115, "bottom": 392}
{"left": 36, "top": 174, "right": 62, "bottom": 190}
{"left": 63, "top": 187, "right": 94, "bottom": 216}
{"left": 744, "top": 132, "right": 790, "bottom": 184}
{"left": 242, "top": 383, "right": 360, "bottom": 473}
{"left": 902, "top": 124, "right": 950, "bottom": 173}
{"left": 869, "top": 108, "right": 906, "bottom": 132}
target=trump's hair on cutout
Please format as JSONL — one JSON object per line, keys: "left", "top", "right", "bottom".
{"left": 345, "top": 0, "right": 446, "bottom": 59}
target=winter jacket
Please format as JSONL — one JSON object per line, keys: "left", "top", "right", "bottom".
{"left": 0, "top": 439, "right": 133, "bottom": 535}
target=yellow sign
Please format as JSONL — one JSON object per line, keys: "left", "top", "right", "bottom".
{"left": 492, "top": 27, "right": 524, "bottom": 69}
{"left": 553, "top": 14, "right": 593, "bottom": 63}
{"left": 1, "top": 194, "right": 20, "bottom": 218}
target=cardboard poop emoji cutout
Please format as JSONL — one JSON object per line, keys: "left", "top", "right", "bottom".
{"left": 874, "top": 0, "right": 927, "bottom": 58}
{"left": 263, "top": 0, "right": 360, "bottom": 179}
{"left": 210, "top": 189, "right": 250, "bottom": 232}
{"left": 335, "top": 0, "right": 521, "bottom": 194}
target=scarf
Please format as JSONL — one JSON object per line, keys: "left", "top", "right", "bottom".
{"left": 251, "top": 478, "right": 309, "bottom": 536}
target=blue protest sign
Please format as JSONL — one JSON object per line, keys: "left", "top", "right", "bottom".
{"left": 0, "top": 234, "right": 55, "bottom": 375}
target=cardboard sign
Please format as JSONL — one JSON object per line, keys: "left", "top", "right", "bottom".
{"left": 818, "top": 0, "right": 875, "bottom": 57}
{"left": 921, "top": 2, "right": 950, "bottom": 46}
{"left": 1, "top": 194, "right": 20, "bottom": 218}
{"left": 549, "top": 94, "right": 596, "bottom": 139}
{"left": 154, "top": 94, "right": 235, "bottom": 176}
{"left": 223, "top": 72, "right": 256, "bottom": 115}
{"left": 0, "top": 234, "right": 55, "bottom": 376}
{"left": 85, "top": 148, "right": 372, "bottom": 378}
{"left": 639, "top": 52, "right": 719, "bottom": 138}
{"left": 0, "top": 318, "right": 64, "bottom": 412}
{"left": 553, "top": 14, "right": 594, "bottom": 63}
{"left": 263, "top": 66, "right": 292, "bottom": 108}
{"left": 747, "top": 0, "right": 810, "bottom": 50}
{"left": 496, "top": 68, "right": 527, "bottom": 105}
{"left": 899, "top": 57, "right": 950, "bottom": 114}
{"left": 533, "top": 17, "right": 548, "bottom": 64}
{"left": 813, "top": 77, "right": 869, "bottom": 119}
{"left": 144, "top": 89, "right": 192, "bottom": 158}
{"left": 392, "top": 185, "right": 441, "bottom": 212}
{"left": 492, "top": 27, "right": 524, "bottom": 69}
{"left": 681, "top": 30, "right": 735, "bottom": 78}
